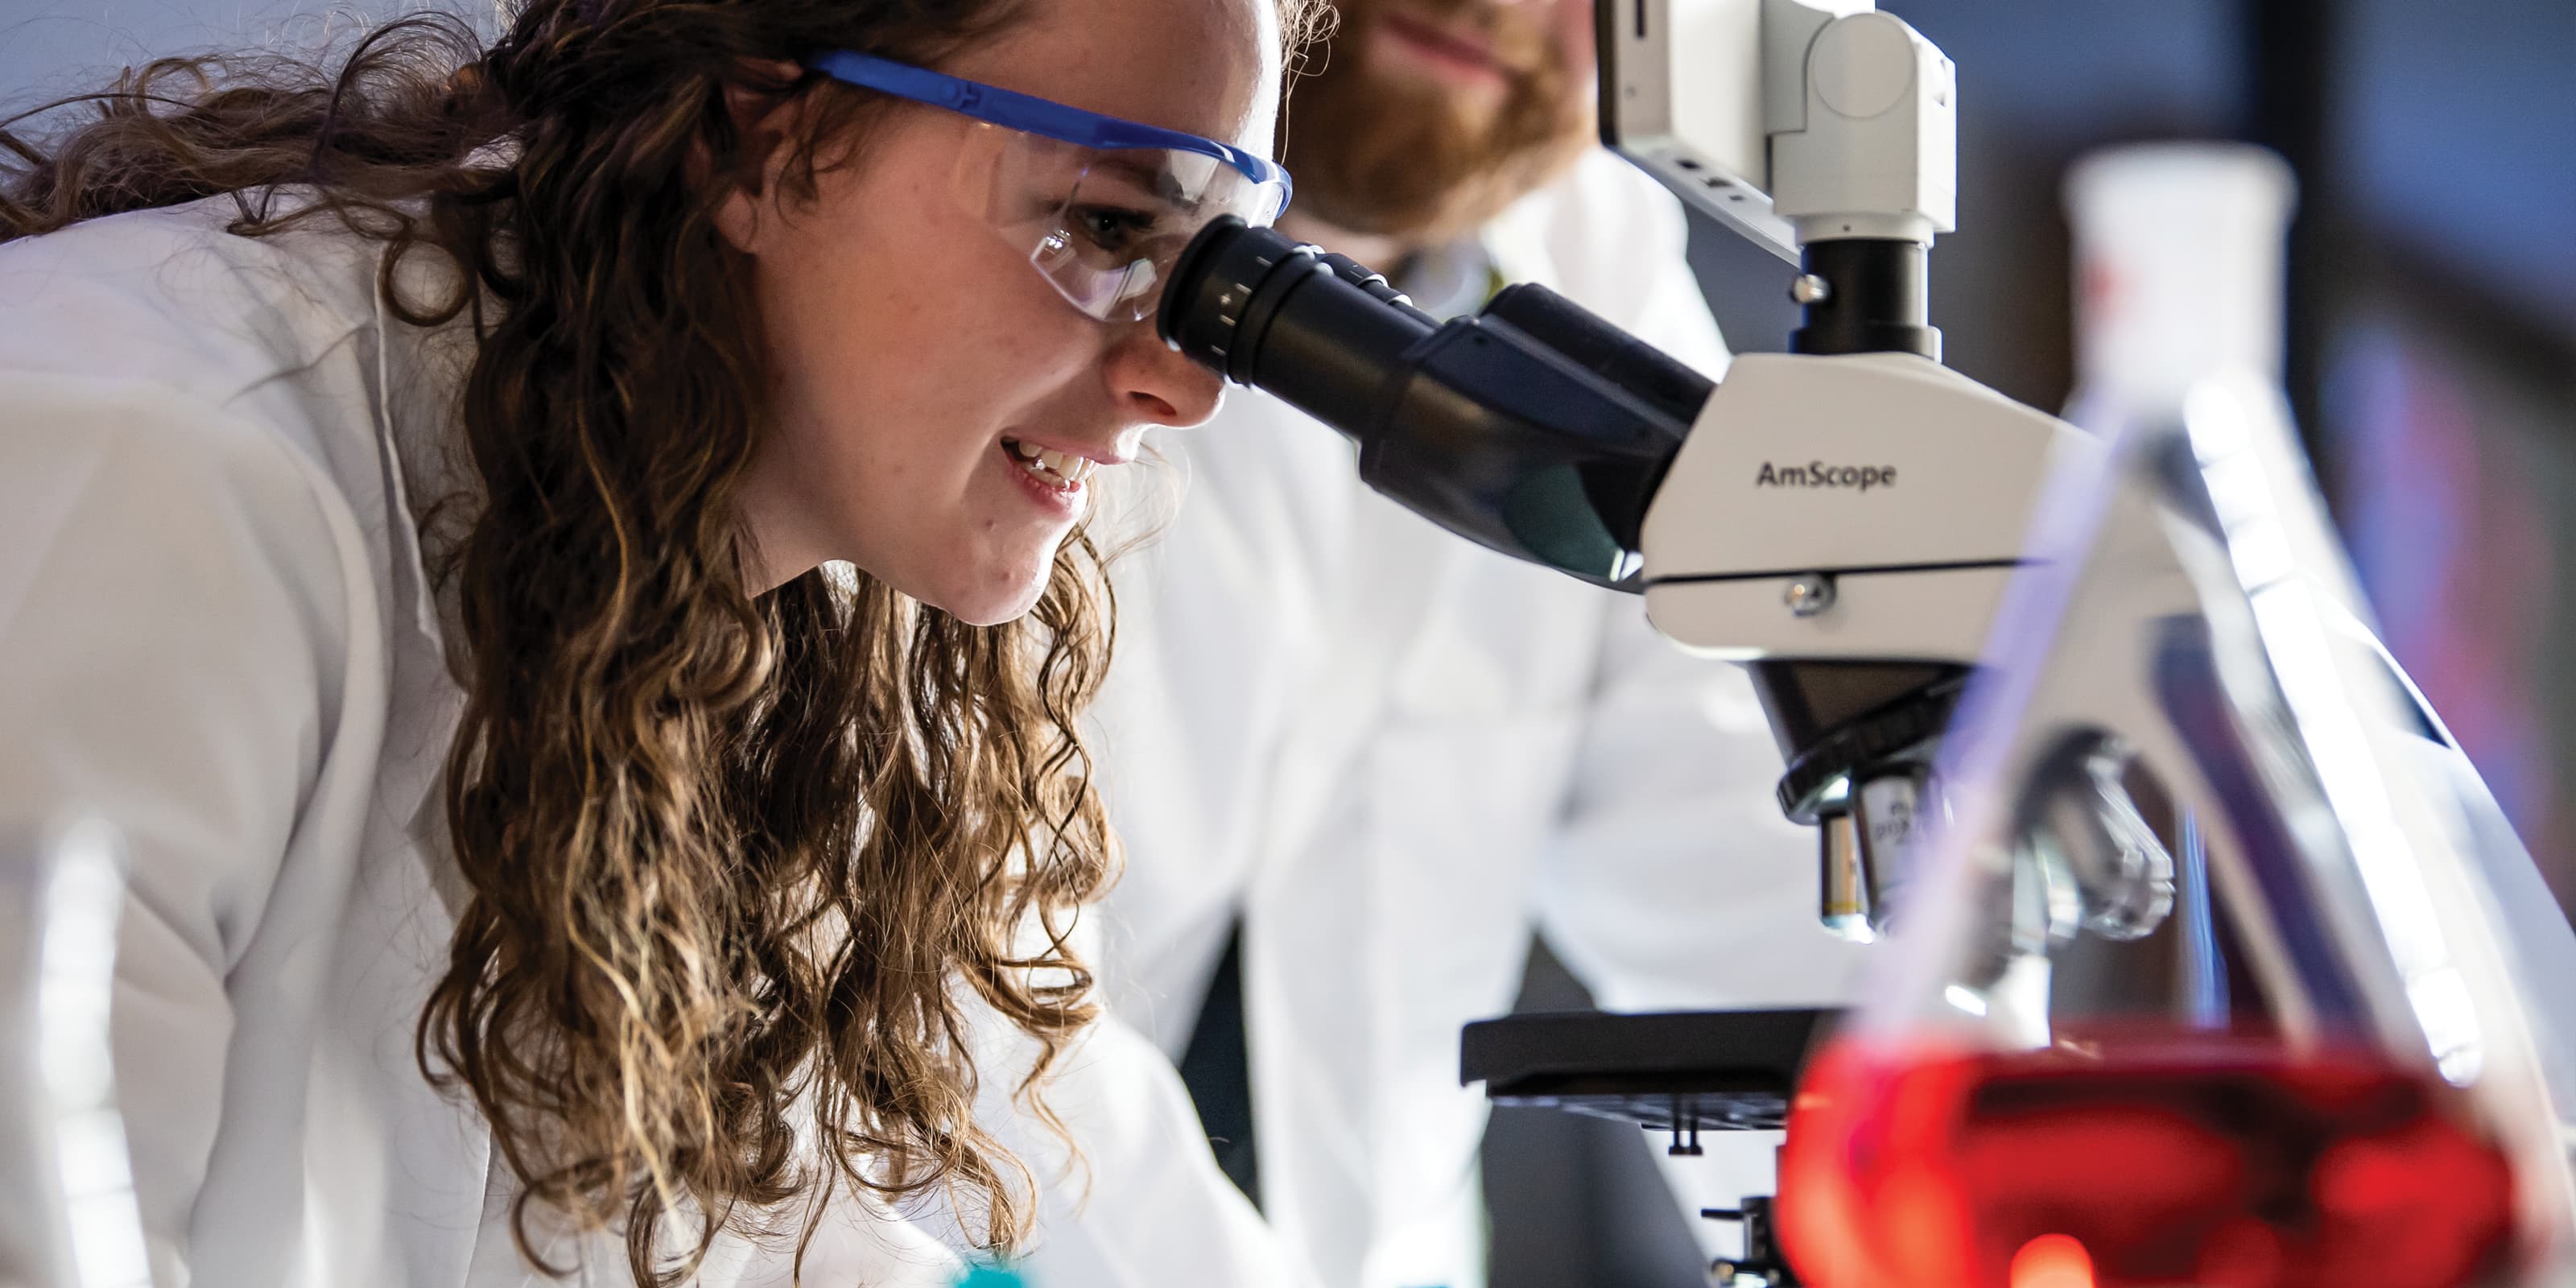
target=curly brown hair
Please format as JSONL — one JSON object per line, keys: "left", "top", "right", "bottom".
{"left": 2, "top": 0, "right": 1326, "bottom": 1282}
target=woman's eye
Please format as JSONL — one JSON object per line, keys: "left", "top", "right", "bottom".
{"left": 1069, "top": 204, "right": 1158, "bottom": 256}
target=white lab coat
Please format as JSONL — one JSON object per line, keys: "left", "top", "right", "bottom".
{"left": 0, "top": 196, "right": 1295, "bottom": 1288}
{"left": 1071, "top": 151, "right": 1873, "bottom": 1288}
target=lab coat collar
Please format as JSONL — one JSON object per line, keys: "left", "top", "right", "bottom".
{"left": 371, "top": 245, "right": 481, "bottom": 666}
{"left": 365, "top": 239, "right": 483, "bottom": 899}
{"left": 1379, "top": 188, "right": 1566, "bottom": 315}
{"left": 1477, "top": 176, "right": 1571, "bottom": 294}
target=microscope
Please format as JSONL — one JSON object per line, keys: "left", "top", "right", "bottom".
{"left": 1164, "top": 0, "right": 2056, "bottom": 945}
{"left": 1158, "top": 0, "right": 2576, "bottom": 1282}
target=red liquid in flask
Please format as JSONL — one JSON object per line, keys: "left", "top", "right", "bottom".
{"left": 1777, "top": 1034, "right": 2522, "bottom": 1288}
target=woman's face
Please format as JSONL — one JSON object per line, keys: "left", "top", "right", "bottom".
{"left": 726, "top": 0, "right": 1281, "bottom": 623}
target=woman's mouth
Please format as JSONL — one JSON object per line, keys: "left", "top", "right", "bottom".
{"left": 1001, "top": 436, "right": 1098, "bottom": 492}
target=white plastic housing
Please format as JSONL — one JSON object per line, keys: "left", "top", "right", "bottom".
{"left": 1637, "top": 352, "right": 2095, "bottom": 663}
{"left": 1769, "top": 9, "right": 1958, "bottom": 245}
{"left": 1598, "top": 0, "right": 1955, "bottom": 257}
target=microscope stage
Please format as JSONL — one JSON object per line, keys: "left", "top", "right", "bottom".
{"left": 1460, "top": 1007, "right": 1838, "bottom": 1132}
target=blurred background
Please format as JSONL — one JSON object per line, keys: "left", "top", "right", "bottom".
{"left": 1501, "top": 1, "right": 2576, "bottom": 1282}
{"left": 6, "top": 0, "right": 2571, "bottom": 1282}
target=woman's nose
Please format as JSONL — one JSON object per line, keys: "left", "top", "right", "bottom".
{"left": 1107, "top": 322, "right": 1226, "bottom": 429}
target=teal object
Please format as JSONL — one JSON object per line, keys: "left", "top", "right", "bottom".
{"left": 956, "top": 1267, "right": 1025, "bottom": 1288}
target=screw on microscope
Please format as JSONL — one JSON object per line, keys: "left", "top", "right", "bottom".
{"left": 1784, "top": 574, "right": 1837, "bottom": 617}
{"left": 1790, "top": 273, "right": 1832, "bottom": 305}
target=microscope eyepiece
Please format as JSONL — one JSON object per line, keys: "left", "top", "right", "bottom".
{"left": 1154, "top": 217, "right": 1712, "bottom": 588}
{"left": 1154, "top": 215, "right": 1267, "bottom": 375}
{"left": 1158, "top": 217, "right": 1440, "bottom": 427}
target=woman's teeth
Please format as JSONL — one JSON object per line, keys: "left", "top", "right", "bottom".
{"left": 1004, "top": 438, "right": 1097, "bottom": 489}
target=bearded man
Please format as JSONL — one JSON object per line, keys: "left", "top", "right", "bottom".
{"left": 1029, "top": 1, "right": 1871, "bottom": 1285}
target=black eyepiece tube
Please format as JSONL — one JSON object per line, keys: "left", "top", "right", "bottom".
{"left": 1158, "top": 217, "right": 1711, "bottom": 589}
{"left": 1158, "top": 218, "right": 1435, "bottom": 439}
{"left": 1480, "top": 285, "right": 1712, "bottom": 434}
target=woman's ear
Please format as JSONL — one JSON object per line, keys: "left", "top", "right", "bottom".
{"left": 713, "top": 60, "right": 807, "bottom": 254}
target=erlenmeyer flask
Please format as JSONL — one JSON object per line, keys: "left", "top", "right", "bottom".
{"left": 1772, "top": 147, "right": 2576, "bottom": 1288}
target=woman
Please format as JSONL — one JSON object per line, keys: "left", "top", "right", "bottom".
{"left": 0, "top": 0, "right": 1315, "bottom": 1281}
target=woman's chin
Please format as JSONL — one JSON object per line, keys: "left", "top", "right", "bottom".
{"left": 865, "top": 527, "right": 1063, "bottom": 625}
{"left": 944, "top": 597, "right": 1039, "bottom": 628}
{"left": 923, "top": 564, "right": 1051, "bottom": 627}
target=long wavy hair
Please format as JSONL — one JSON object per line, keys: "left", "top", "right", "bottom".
{"left": 2, "top": 0, "right": 1324, "bottom": 1282}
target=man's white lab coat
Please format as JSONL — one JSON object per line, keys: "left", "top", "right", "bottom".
{"left": 0, "top": 197, "right": 1298, "bottom": 1288}
{"left": 1071, "top": 151, "right": 1872, "bottom": 1288}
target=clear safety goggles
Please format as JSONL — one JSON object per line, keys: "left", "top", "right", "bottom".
{"left": 809, "top": 51, "right": 1294, "bottom": 324}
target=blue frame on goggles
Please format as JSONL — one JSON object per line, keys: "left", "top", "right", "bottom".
{"left": 807, "top": 50, "right": 1294, "bottom": 321}
{"left": 808, "top": 50, "right": 1292, "bottom": 203}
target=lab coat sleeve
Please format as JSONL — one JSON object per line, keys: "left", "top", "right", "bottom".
{"left": 1529, "top": 600, "right": 1864, "bottom": 1012}
{"left": 1625, "top": 234, "right": 1731, "bottom": 382}
{"left": 1527, "top": 159, "right": 1858, "bottom": 1007}
{"left": 966, "top": 1006, "right": 1325, "bottom": 1288}
{"left": 0, "top": 374, "right": 350, "bottom": 1286}
{"left": 1528, "top": 597, "right": 1872, "bottom": 1265}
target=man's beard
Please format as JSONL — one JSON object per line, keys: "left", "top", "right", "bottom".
{"left": 1280, "top": 0, "right": 1597, "bottom": 245}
